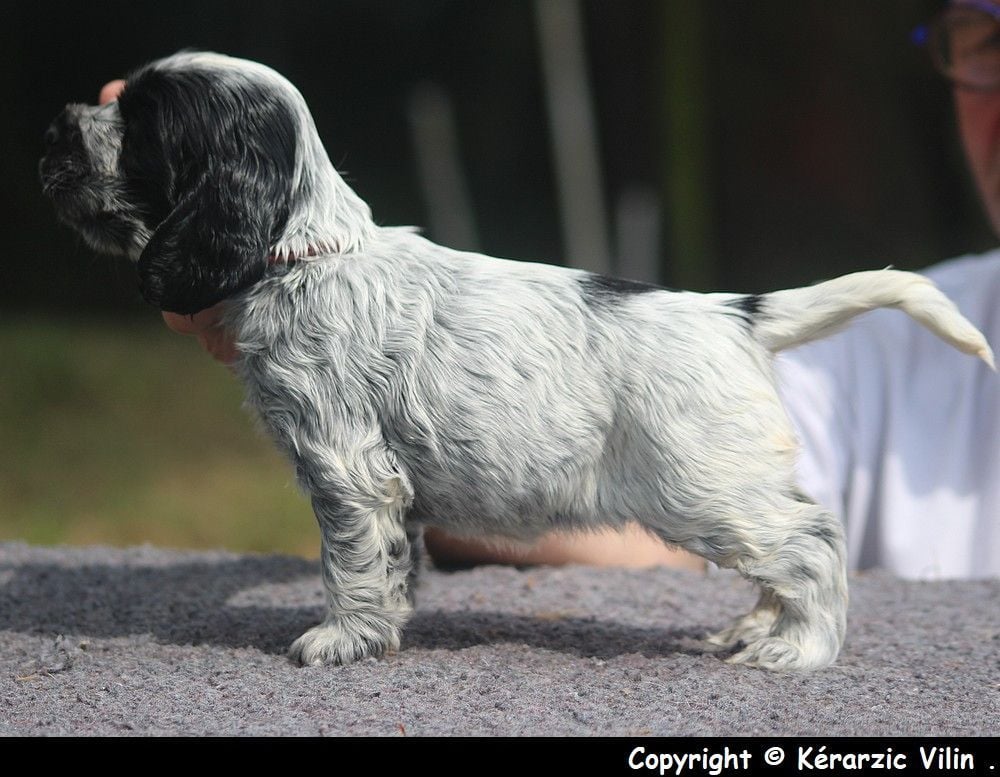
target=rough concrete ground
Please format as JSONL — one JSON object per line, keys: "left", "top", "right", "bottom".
{"left": 1, "top": 542, "right": 997, "bottom": 736}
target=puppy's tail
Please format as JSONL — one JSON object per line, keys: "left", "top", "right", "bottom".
{"left": 738, "top": 269, "right": 995, "bottom": 369}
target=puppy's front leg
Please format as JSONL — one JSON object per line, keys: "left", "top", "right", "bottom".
{"left": 289, "top": 466, "right": 415, "bottom": 666}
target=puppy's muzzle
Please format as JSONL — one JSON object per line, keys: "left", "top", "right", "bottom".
{"left": 39, "top": 105, "right": 88, "bottom": 200}
{"left": 44, "top": 105, "right": 83, "bottom": 151}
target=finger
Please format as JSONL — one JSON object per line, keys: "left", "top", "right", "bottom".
{"left": 99, "top": 79, "right": 126, "bottom": 105}
{"left": 161, "top": 303, "right": 238, "bottom": 364}
{"left": 198, "top": 330, "right": 239, "bottom": 365}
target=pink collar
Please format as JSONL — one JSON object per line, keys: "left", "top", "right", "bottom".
{"left": 267, "top": 245, "right": 323, "bottom": 267}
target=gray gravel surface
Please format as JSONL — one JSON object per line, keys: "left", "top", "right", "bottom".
{"left": 1, "top": 542, "right": 997, "bottom": 736}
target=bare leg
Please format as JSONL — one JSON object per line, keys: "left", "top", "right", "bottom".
{"left": 423, "top": 523, "right": 705, "bottom": 570}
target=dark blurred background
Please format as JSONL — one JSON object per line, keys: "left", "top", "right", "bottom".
{"left": 1, "top": 0, "right": 992, "bottom": 554}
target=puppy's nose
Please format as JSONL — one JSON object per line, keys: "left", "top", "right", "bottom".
{"left": 44, "top": 106, "right": 81, "bottom": 150}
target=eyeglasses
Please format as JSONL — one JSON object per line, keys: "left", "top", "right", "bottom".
{"left": 913, "top": 1, "right": 1000, "bottom": 91}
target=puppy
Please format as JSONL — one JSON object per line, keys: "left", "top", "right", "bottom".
{"left": 40, "top": 51, "right": 994, "bottom": 670}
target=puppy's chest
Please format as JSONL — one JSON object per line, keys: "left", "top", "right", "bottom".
{"left": 233, "top": 290, "right": 419, "bottom": 431}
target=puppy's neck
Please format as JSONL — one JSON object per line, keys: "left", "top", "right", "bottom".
{"left": 270, "top": 113, "right": 376, "bottom": 262}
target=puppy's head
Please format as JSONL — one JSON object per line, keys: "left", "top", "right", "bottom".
{"left": 40, "top": 51, "right": 370, "bottom": 314}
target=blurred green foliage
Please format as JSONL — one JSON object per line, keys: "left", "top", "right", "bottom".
{"left": 0, "top": 318, "right": 318, "bottom": 556}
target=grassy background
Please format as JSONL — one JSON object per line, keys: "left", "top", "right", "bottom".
{"left": 0, "top": 317, "right": 318, "bottom": 556}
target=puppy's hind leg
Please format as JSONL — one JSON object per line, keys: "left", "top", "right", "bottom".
{"left": 652, "top": 491, "right": 847, "bottom": 670}
{"left": 723, "top": 494, "right": 848, "bottom": 671}
{"left": 705, "top": 589, "right": 780, "bottom": 649}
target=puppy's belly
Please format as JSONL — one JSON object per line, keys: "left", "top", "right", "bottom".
{"left": 397, "top": 445, "right": 664, "bottom": 541}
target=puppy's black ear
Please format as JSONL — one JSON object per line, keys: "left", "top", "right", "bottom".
{"left": 137, "top": 169, "right": 281, "bottom": 314}
{"left": 121, "top": 63, "right": 297, "bottom": 314}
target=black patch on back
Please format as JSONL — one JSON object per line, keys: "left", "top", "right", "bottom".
{"left": 579, "top": 273, "right": 670, "bottom": 308}
{"left": 725, "top": 294, "right": 764, "bottom": 318}
{"left": 722, "top": 293, "right": 765, "bottom": 330}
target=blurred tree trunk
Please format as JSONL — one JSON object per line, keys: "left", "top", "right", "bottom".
{"left": 661, "top": 0, "right": 716, "bottom": 291}
{"left": 535, "top": 0, "right": 612, "bottom": 274}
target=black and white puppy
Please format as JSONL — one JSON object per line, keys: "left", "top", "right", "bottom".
{"left": 40, "top": 51, "right": 994, "bottom": 670}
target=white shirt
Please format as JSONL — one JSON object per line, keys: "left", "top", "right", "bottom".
{"left": 775, "top": 252, "right": 1000, "bottom": 580}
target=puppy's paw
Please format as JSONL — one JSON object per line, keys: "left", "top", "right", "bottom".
{"left": 726, "top": 634, "right": 838, "bottom": 671}
{"left": 706, "top": 608, "right": 778, "bottom": 649}
{"left": 725, "top": 636, "right": 804, "bottom": 670}
{"left": 288, "top": 617, "right": 400, "bottom": 666}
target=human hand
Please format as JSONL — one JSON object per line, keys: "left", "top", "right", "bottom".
{"left": 100, "top": 79, "right": 238, "bottom": 366}
{"left": 161, "top": 303, "right": 240, "bottom": 365}
{"left": 99, "top": 79, "right": 126, "bottom": 105}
